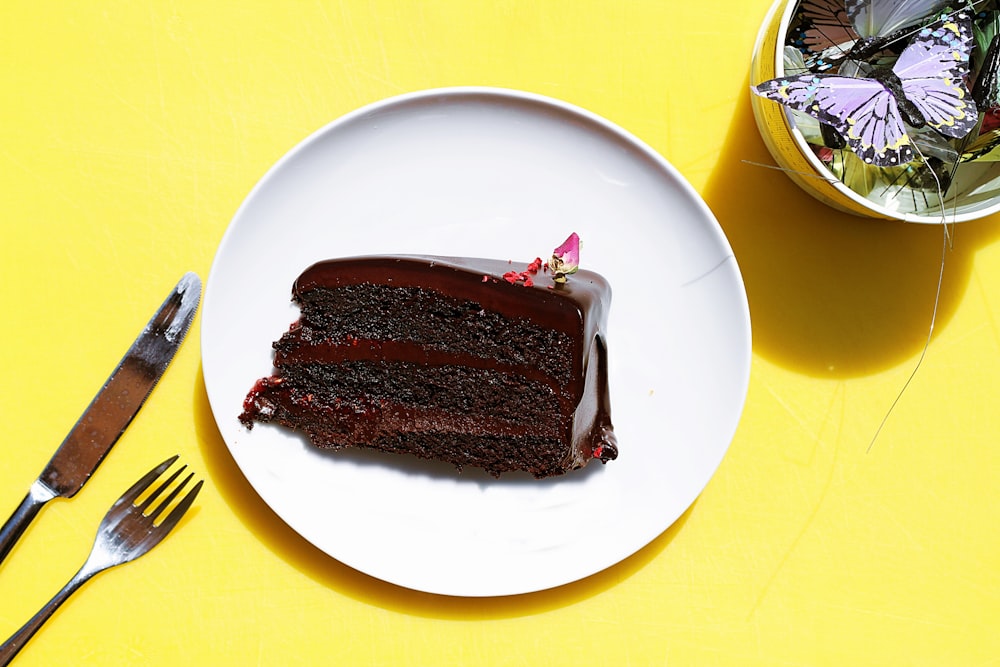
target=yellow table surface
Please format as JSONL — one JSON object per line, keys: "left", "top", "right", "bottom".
{"left": 1, "top": 1, "right": 997, "bottom": 665}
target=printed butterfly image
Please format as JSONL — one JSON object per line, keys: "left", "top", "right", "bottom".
{"left": 754, "top": 11, "right": 978, "bottom": 167}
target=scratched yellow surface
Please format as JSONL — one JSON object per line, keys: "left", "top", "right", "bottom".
{"left": 0, "top": 1, "right": 997, "bottom": 665}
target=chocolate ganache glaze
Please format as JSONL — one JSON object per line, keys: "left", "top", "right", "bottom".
{"left": 240, "top": 254, "right": 617, "bottom": 478}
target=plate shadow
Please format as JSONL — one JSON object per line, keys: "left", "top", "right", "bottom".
{"left": 702, "top": 80, "right": 1000, "bottom": 377}
{"left": 193, "top": 367, "right": 689, "bottom": 618}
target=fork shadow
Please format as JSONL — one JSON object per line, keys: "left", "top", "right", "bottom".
{"left": 192, "top": 369, "right": 688, "bottom": 618}
{"left": 704, "top": 79, "right": 1000, "bottom": 377}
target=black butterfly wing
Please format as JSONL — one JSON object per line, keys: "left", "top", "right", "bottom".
{"left": 792, "top": 0, "right": 858, "bottom": 65}
{"left": 972, "top": 33, "right": 1000, "bottom": 109}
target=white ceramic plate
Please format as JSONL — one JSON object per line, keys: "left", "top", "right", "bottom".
{"left": 202, "top": 87, "right": 751, "bottom": 597}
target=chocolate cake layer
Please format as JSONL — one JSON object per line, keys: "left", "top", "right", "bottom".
{"left": 267, "top": 360, "right": 562, "bottom": 422}
{"left": 282, "top": 282, "right": 576, "bottom": 382}
{"left": 240, "top": 255, "right": 618, "bottom": 478}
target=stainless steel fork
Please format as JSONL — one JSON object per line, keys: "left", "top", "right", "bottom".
{"left": 0, "top": 456, "right": 202, "bottom": 665}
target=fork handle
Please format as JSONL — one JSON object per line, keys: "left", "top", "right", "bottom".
{"left": 0, "top": 566, "right": 95, "bottom": 666}
{"left": 0, "top": 481, "right": 56, "bottom": 568}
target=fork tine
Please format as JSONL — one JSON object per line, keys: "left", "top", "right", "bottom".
{"left": 146, "top": 472, "right": 194, "bottom": 523}
{"left": 113, "top": 455, "right": 179, "bottom": 509}
{"left": 155, "top": 479, "right": 203, "bottom": 534}
{"left": 136, "top": 464, "right": 187, "bottom": 514}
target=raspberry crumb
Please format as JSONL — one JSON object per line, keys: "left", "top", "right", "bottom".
{"left": 497, "top": 259, "right": 546, "bottom": 287}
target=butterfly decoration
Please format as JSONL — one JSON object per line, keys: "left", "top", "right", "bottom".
{"left": 790, "top": 0, "right": 952, "bottom": 70}
{"left": 962, "top": 15, "right": 1000, "bottom": 159}
{"left": 961, "top": 127, "right": 1000, "bottom": 159}
{"left": 754, "top": 11, "right": 978, "bottom": 167}
{"left": 972, "top": 10, "right": 1000, "bottom": 108}
{"left": 752, "top": 0, "right": 1000, "bottom": 217}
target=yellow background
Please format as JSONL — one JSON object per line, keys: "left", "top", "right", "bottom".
{"left": 1, "top": 1, "right": 997, "bottom": 665}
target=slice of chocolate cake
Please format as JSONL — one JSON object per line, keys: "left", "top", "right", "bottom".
{"left": 239, "top": 240, "right": 617, "bottom": 478}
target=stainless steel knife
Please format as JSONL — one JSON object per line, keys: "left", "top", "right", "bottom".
{"left": 0, "top": 272, "right": 201, "bottom": 567}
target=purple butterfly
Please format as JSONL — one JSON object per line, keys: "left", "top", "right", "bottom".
{"left": 755, "top": 13, "right": 978, "bottom": 167}
{"left": 791, "top": 0, "right": 952, "bottom": 70}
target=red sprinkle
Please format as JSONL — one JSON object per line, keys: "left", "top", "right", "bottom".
{"left": 496, "top": 259, "right": 545, "bottom": 287}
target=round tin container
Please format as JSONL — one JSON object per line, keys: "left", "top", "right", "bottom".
{"left": 749, "top": 0, "right": 1000, "bottom": 223}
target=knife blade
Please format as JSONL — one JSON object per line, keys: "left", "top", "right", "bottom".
{"left": 0, "top": 272, "right": 201, "bottom": 568}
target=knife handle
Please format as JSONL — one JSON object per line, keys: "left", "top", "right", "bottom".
{"left": 0, "top": 481, "right": 56, "bottom": 567}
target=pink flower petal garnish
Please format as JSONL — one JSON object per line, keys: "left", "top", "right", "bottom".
{"left": 548, "top": 232, "right": 580, "bottom": 283}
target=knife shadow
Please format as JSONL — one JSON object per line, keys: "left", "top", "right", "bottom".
{"left": 192, "top": 367, "right": 689, "bottom": 618}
